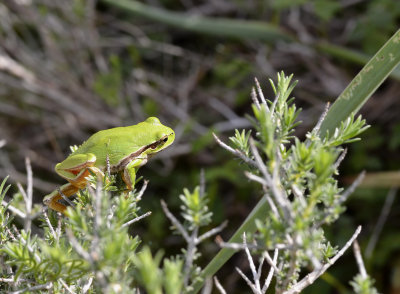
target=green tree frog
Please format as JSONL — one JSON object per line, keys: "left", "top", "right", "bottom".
{"left": 44, "top": 117, "right": 175, "bottom": 213}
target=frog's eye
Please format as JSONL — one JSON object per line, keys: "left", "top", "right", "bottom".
{"left": 162, "top": 137, "right": 168, "bottom": 143}
{"left": 145, "top": 117, "right": 161, "bottom": 125}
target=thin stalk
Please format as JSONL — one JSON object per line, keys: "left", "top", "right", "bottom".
{"left": 190, "top": 197, "right": 268, "bottom": 292}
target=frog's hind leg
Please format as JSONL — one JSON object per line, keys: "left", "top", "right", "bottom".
{"left": 67, "top": 166, "right": 105, "bottom": 187}
{"left": 44, "top": 166, "right": 104, "bottom": 214}
{"left": 43, "top": 183, "right": 80, "bottom": 214}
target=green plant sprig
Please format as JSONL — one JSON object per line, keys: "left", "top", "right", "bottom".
{"left": 189, "top": 67, "right": 376, "bottom": 292}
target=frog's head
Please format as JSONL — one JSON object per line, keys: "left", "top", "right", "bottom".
{"left": 143, "top": 117, "right": 175, "bottom": 154}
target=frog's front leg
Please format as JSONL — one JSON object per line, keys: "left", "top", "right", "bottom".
{"left": 122, "top": 157, "right": 147, "bottom": 190}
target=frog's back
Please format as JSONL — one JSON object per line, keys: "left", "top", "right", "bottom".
{"left": 71, "top": 125, "right": 145, "bottom": 167}
{"left": 67, "top": 117, "right": 173, "bottom": 168}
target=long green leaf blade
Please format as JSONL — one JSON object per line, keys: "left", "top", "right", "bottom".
{"left": 315, "top": 42, "right": 400, "bottom": 81}
{"left": 101, "top": 0, "right": 292, "bottom": 43}
{"left": 101, "top": 1, "right": 400, "bottom": 81}
{"left": 319, "top": 29, "right": 400, "bottom": 136}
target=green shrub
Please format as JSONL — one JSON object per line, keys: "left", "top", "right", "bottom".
{"left": 0, "top": 72, "right": 381, "bottom": 293}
